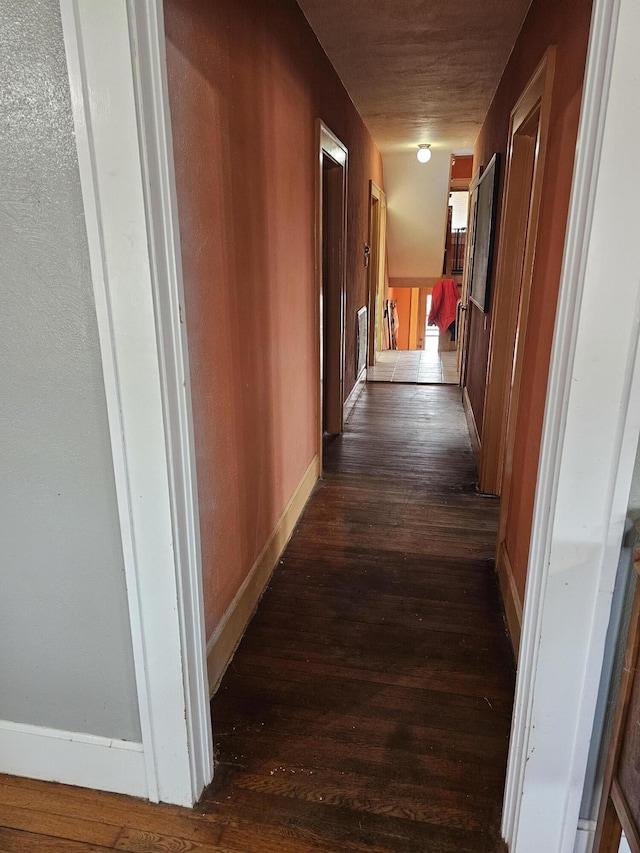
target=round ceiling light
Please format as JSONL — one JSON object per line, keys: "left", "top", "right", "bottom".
{"left": 417, "top": 144, "right": 432, "bottom": 163}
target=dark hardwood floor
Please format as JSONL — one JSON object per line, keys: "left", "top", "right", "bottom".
{"left": 0, "top": 383, "right": 514, "bottom": 852}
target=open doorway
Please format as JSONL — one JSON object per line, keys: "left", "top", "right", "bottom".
{"left": 367, "top": 181, "right": 387, "bottom": 366}
{"left": 368, "top": 153, "right": 472, "bottom": 385}
{"left": 317, "top": 123, "right": 348, "bottom": 465}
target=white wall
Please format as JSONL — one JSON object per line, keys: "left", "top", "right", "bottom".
{"left": 384, "top": 148, "right": 452, "bottom": 278}
{"left": 0, "top": 0, "right": 140, "bottom": 741}
{"left": 619, "top": 834, "right": 632, "bottom": 853}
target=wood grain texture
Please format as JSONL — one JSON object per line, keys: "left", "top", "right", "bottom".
{"left": 0, "top": 384, "right": 513, "bottom": 852}
{"left": 209, "top": 384, "right": 514, "bottom": 852}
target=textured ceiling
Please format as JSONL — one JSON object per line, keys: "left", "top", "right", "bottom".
{"left": 296, "top": 0, "right": 532, "bottom": 153}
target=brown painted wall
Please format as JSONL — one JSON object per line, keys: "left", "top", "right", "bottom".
{"left": 451, "top": 154, "right": 473, "bottom": 181}
{"left": 467, "top": 0, "right": 593, "bottom": 599}
{"left": 164, "top": 0, "right": 383, "bottom": 635}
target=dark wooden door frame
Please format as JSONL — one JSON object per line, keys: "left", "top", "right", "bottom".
{"left": 316, "top": 121, "right": 348, "bottom": 467}
{"left": 367, "top": 180, "right": 386, "bottom": 366}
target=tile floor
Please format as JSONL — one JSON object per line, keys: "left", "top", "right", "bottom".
{"left": 367, "top": 333, "right": 460, "bottom": 385}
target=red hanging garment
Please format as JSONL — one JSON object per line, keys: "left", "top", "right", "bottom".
{"left": 428, "top": 278, "right": 460, "bottom": 333}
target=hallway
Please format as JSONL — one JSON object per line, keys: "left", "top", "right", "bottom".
{"left": 0, "top": 384, "right": 514, "bottom": 852}
{"left": 207, "top": 383, "right": 514, "bottom": 851}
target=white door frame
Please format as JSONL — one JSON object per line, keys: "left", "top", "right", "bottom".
{"left": 56, "top": 0, "right": 640, "bottom": 829}
{"left": 502, "top": 0, "right": 640, "bottom": 849}
{"left": 59, "top": 0, "right": 212, "bottom": 806}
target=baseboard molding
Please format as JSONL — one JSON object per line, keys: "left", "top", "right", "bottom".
{"left": 344, "top": 370, "right": 366, "bottom": 424}
{"left": 573, "top": 819, "right": 596, "bottom": 853}
{"left": 496, "top": 540, "right": 523, "bottom": 659}
{"left": 207, "top": 454, "right": 320, "bottom": 696}
{"left": 0, "top": 720, "right": 147, "bottom": 798}
{"left": 462, "top": 386, "right": 481, "bottom": 469}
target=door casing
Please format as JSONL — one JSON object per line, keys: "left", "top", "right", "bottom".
{"left": 480, "top": 47, "right": 556, "bottom": 501}
{"left": 488, "top": 48, "right": 556, "bottom": 656}
{"left": 316, "top": 122, "right": 348, "bottom": 465}
{"left": 367, "top": 180, "right": 387, "bottom": 364}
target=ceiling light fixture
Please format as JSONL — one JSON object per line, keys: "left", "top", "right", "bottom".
{"left": 417, "top": 144, "right": 432, "bottom": 163}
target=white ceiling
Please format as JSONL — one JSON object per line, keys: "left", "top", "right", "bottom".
{"left": 297, "top": 0, "right": 532, "bottom": 153}
{"left": 384, "top": 149, "right": 452, "bottom": 278}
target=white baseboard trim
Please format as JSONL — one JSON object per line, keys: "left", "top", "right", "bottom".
{"left": 496, "top": 540, "right": 523, "bottom": 659}
{"left": 344, "top": 370, "right": 366, "bottom": 424}
{"left": 207, "top": 454, "right": 320, "bottom": 696}
{"left": 0, "top": 719, "right": 147, "bottom": 798}
{"left": 573, "top": 819, "right": 596, "bottom": 853}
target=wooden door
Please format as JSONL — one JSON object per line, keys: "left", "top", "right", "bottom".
{"left": 322, "top": 156, "right": 344, "bottom": 436}
{"left": 492, "top": 49, "right": 556, "bottom": 654}
{"left": 480, "top": 48, "right": 556, "bottom": 495}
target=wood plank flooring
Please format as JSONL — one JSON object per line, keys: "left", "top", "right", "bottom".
{"left": 0, "top": 383, "right": 514, "bottom": 852}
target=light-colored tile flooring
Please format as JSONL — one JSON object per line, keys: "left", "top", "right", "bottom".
{"left": 367, "top": 334, "right": 460, "bottom": 385}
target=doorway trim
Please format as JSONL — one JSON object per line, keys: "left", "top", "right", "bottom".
{"left": 487, "top": 48, "right": 557, "bottom": 655}
{"left": 479, "top": 47, "right": 556, "bottom": 500}
{"left": 59, "top": 0, "right": 212, "bottom": 806}
{"left": 458, "top": 168, "right": 482, "bottom": 389}
{"left": 367, "top": 180, "right": 387, "bottom": 365}
{"left": 502, "top": 0, "right": 640, "bottom": 849}
{"left": 316, "top": 121, "right": 348, "bottom": 465}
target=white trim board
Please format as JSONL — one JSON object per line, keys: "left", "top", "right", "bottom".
{"left": 59, "top": 0, "right": 212, "bottom": 806}
{"left": 126, "top": 0, "right": 213, "bottom": 802}
{"left": 573, "top": 820, "right": 596, "bottom": 853}
{"left": 0, "top": 721, "right": 147, "bottom": 799}
{"left": 502, "top": 0, "right": 640, "bottom": 849}
{"left": 207, "top": 455, "right": 320, "bottom": 695}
